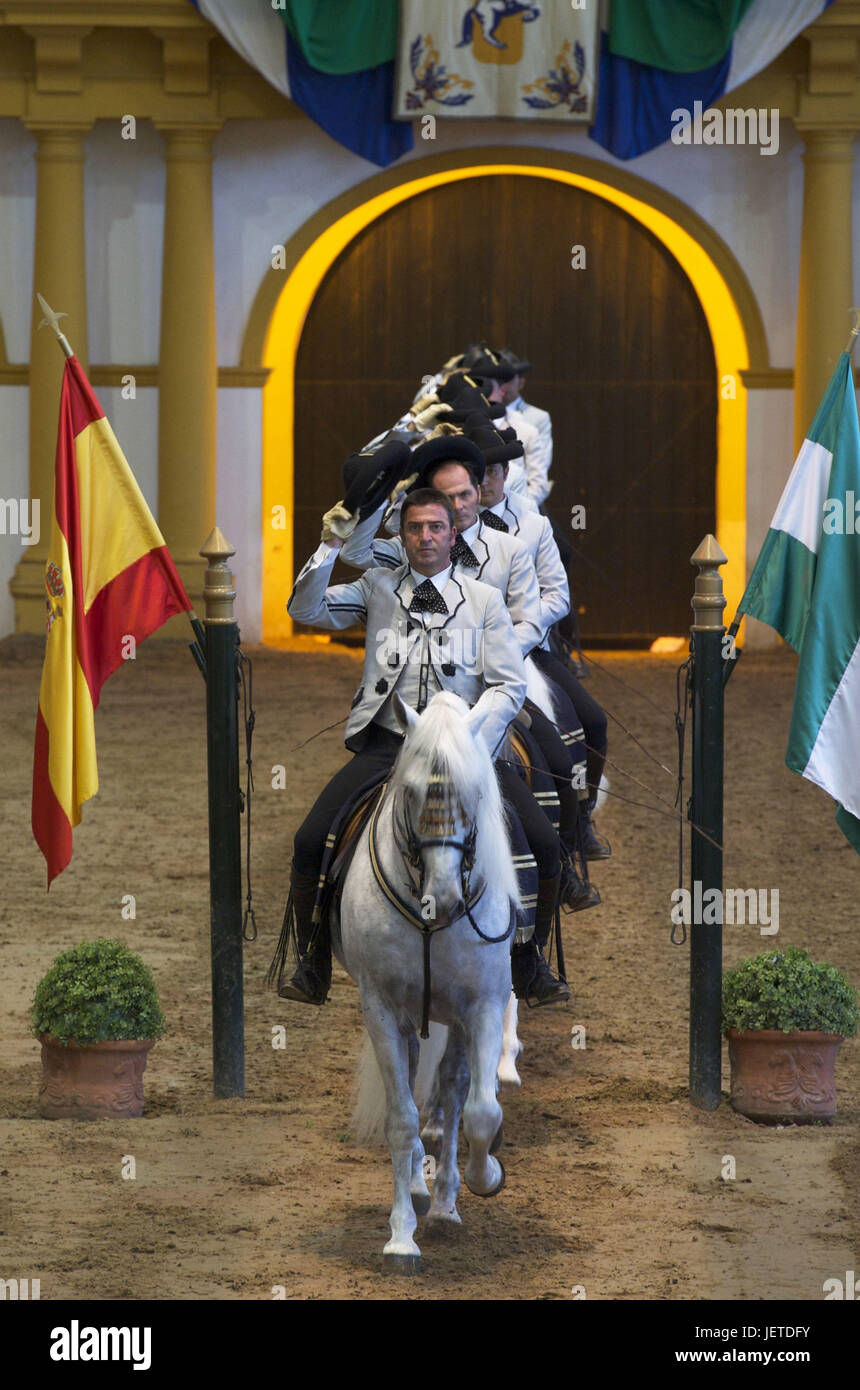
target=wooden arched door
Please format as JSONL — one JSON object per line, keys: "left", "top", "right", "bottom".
{"left": 293, "top": 174, "right": 716, "bottom": 642}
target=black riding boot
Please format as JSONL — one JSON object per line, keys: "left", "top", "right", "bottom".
{"left": 277, "top": 863, "right": 332, "bottom": 1005}
{"left": 580, "top": 799, "right": 611, "bottom": 860}
{"left": 559, "top": 848, "right": 601, "bottom": 913}
{"left": 510, "top": 873, "right": 569, "bottom": 1006}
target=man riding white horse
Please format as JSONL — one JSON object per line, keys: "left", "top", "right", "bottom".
{"left": 280, "top": 441, "right": 530, "bottom": 1007}
{"left": 340, "top": 437, "right": 585, "bottom": 993}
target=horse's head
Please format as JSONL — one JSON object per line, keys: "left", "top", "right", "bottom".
{"left": 389, "top": 692, "right": 489, "bottom": 928}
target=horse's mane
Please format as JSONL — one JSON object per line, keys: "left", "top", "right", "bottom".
{"left": 389, "top": 693, "right": 520, "bottom": 909}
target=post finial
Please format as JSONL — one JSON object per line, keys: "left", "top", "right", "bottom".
{"left": 690, "top": 533, "right": 727, "bottom": 631}
{"left": 200, "top": 526, "right": 236, "bottom": 625}
{"left": 845, "top": 307, "right": 860, "bottom": 355}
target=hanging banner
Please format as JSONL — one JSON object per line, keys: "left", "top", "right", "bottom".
{"left": 395, "top": 2, "right": 599, "bottom": 123}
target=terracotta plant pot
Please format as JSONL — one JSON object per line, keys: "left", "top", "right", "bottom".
{"left": 38, "top": 1034, "right": 155, "bottom": 1120}
{"left": 727, "top": 1029, "right": 843, "bottom": 1124}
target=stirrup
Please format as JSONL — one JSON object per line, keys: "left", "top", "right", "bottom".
{"left": 524, "top": 953, "right": 570, "bottom": 1008}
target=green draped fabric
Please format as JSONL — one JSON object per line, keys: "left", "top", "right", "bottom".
{"left": 608, "top": 0, "right": 758, "bottom": 73}
{"left": 277, "top": 0, "right": 398, "bottom": 75}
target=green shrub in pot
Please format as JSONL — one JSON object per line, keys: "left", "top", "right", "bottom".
{"left": 33, "top": 940, "right": 165, "bottom": 1120}
{"left": 723, "top": 947, "right": 857, "bottom": 1124}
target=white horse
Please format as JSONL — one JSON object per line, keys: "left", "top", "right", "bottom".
{"left": 342, "top": 691, "right": 520, "bottom": 1271}
{"left": 410, "top": 659, "right": 561, "bottom": 1162}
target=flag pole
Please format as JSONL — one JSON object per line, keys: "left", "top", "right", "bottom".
{"left": 843, "top": 307, "right": 860, "bottom": 355}
{"left": 36, "top": 293, "right": 207, "bottom": 670}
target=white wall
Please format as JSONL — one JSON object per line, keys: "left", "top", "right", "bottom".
{"left": 0, "top": 386, "right": 30, "bottom": 636}
{"left": 85, "top": 119, "right": 165, "bottom": 365}
{"left": 2, "top": 111, "right": 858, "bottom": 642}
{"left": 0, "top": 120, "right": 36, "bottom": 365}
{"left": 216, "top": 387, "right": 262, "bottom": 641}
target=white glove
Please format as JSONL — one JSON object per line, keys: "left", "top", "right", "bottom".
{"left": 321, "top": 501, "right": 358, "bottom": 543}
{"left": 410, "top": 401, "right": 453, "bottom": 432}
{"left": 388, "top": 471, "right": 419, "bottom": 505}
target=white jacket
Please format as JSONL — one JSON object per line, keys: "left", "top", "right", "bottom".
{"left": 287, "top": 544, "right": 527, "bottom": 758}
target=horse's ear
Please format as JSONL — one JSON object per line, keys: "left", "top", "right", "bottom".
{"left": 391, "top": 691, "right": 419, "bottom": 732}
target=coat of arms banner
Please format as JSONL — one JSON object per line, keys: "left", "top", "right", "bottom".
{"left": 395, "top": 2, "right": 599, "bottom": 123}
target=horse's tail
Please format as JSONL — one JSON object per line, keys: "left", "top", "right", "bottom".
{"left": 525, "top": 656, "right": 556, "bottom": 722}
{"left": 351, "top": 1023, "right": 449, "bottom": 1146}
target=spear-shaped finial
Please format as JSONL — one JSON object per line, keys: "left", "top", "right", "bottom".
{"left": 845, "top": 307, "right": 860, "bottom": 355}
{"left": 36, "top": 293, "right": 75, "bottom": 360}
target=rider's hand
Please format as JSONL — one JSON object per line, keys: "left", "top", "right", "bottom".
{"left": 388, "top": 471, "right": 419, "bottom": 504}
{"left": 321, "top": 501, "right": 358, "bottom": 543}
{"left": 410, "top": 401, "right": 453, "bottom": 432}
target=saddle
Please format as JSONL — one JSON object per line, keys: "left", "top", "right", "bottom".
{"left": 329, "top": 783, "right": 386, "bottom": 885}
{"left": 314, "top": 774, "right": 388, "bottom": 927}
{"left": 508, "top": 727, "right": 533, "bottom": 785}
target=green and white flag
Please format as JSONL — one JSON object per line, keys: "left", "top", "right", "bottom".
{"left": 738, "top": 353, "right": 860, "bottom": 852}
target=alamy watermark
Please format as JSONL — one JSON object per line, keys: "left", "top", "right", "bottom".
{"left": 0, "top": 498, "right": 39, "bottom": 545}
{"left": 376, "top": 626, "right": 481, "bottom": 670}
{"left": 823, "top": 491, "right": 860, "bottom": 534}
{"left": 1, "top": 1277, "right": 40, "bottom": 1299}
{"left": 671, "top": 102, "right": 779, "bottom": 156}
{"left": 670, "top": 881, "right": 779, "bottom": 935}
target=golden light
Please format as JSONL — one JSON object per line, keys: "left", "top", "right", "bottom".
{"left": 262, "top": 164, "right": 748, "bottom": 644}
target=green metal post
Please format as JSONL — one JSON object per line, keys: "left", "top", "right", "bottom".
{"left": 689, "top": 535, "right": 727, "bottom": 1111}
{"left": 201, "top": 528, "right": 245, "bottom": 1099}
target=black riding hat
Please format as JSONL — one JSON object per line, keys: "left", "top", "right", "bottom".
{"left": 463, "top": 418, "right": 524, "bottom": 466}
{"left": 459, "top": 348, "right": 516, "bottom": 383}
{"left": 342, "top": 438, "right": 414, "bottom": 519}
{"left": 437, "top": 373, "right": 506, "bottom": 420}
{"left": 499, "top": 346, "right": 532, "bottom": 375}
{"left": 408, "top": 433, "right": 486, "bottom": 488}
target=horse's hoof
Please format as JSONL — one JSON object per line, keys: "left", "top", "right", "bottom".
{"left": 426, "top": 1209, "right": 461, "bottom": 1229}
{"left": 468, "top": 1158, "right": 506, "bottom": 1198}
{"left": 490, "top": 1122, "right": 504, "bottom": 1155}
{"left": 411, "top": 1191, "right": 431, "bottom": 1217}
{"left": 383, "top": 1252, "right": 422, "bottom": 1275}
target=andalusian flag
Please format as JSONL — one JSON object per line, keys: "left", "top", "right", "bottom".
{"left": 32, "top": 357, "right": 192, "bottom": 885}
{"left": 738, "top": 353, "right": 860, "bottom": 852}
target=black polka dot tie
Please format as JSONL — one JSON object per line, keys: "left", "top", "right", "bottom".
{"left": 409, "top": 579, "right": 448, "bottom": 615}
{"left": 480, "top": 509, "right": 509, "bottom": 532}
{"left": 450, "top": 536, "right": 479, "bottom": 568}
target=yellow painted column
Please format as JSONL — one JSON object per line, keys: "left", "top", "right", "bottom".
{"left": 155, "top": 122, "right": 221, "bottom": 621}
{"left": 794, "top": 127, "right": 856, "bottom": 449}
{"left": 11, "top": 123, "right": 91, "bottom": 633}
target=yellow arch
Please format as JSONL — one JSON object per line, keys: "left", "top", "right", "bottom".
{"left": 260, "top": 150, "right": 756, "bottom": 643}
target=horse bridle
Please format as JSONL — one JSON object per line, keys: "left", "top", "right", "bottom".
{"left": 367, "top": 777, "right": 515, "bottom": 1038}
{"left": 399, "top": 784, "right": 480, "bottom": 911}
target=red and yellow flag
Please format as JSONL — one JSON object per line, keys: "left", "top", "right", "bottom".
{"left": 32, "top": 357, "right": 192, "bottom": 885}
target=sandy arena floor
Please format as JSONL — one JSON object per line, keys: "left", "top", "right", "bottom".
{"left": 1, "top": 635, "right": 858, "bottom": 1300}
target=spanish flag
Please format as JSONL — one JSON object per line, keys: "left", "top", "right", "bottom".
{"left": 32, "top": 357, "right": 192, "bottom": 885}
